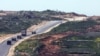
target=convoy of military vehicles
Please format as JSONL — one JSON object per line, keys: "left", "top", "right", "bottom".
{"left": 7, "top": 30, "right": 36, "bottom": 45}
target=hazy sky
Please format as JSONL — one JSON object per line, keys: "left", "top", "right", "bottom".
{"left": 0, "top": 0, "right": 100, "bottom": 16}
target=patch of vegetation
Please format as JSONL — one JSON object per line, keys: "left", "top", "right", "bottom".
{"left": 15, "top": 39, "right": 41, "bottom": 56}
{"left": 49, "top": 20, "right": 98, "bottom": 34}
{"left": 0, "top": 10, "right": 63, "bottom": 34}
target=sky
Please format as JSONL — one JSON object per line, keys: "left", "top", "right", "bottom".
{"left": 0, "top": 0, "right": 100, "bottom": 16}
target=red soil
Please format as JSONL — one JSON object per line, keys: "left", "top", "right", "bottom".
{"left": 38, "top": 31, "right": 80, "bottom": 56}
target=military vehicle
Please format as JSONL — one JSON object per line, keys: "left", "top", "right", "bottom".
{"left": 32, "top": 31, "right": 36, "bottom": 34}
{"left": 17, "top": 35, "right": 22, "bottom": 39}
{"left": 21, "top": 29, "right": 27, "bottom": 36}
{"left": 7, "top": 40, "right": 12, "bottom": 45}
{"left": 12, "top": 38, "right": 17, "bottom": 41}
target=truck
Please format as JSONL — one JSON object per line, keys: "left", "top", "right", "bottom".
{"left": 21, "top": 29, "right": 27, "bottom": 36}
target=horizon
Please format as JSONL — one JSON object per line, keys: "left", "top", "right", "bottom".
{"left": 0, "top": 9, "right": 90, "bottom": 16}
{"left": 0, "top": 0, "right": 100, "bottom": 16}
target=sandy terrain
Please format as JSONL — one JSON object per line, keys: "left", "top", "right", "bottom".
{"left": 64, "top": 17, "right": 87, "bottom": 21}
{"left": 27, "top": 21, "right": 48, "bottom": 32}
{"left": 7, "top": 21, "right": 63, "bottom": 56}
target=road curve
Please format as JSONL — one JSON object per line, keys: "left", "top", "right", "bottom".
{"left": 0, "top": 20, "right": 63, "bottom": 56}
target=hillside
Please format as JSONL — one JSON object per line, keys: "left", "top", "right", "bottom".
{"left": 15, "top": 19, "right": 100, "bottom": 56}
{"left": 0, "top": 10, "right": 87, "bottom": 34}
{"left": 0, "top": 10, "right": 63, "bottom": 34}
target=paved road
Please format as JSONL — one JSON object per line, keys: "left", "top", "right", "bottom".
{"left": 0, "top": 20, "right": 62, "bottom": 56}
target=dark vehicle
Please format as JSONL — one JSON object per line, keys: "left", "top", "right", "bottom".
{"left": 32, "top": 31, "right": 36, "bottom": 34}
{"left": 21, "top": 30, "right": 27, "bottom": 36}
{"left": 7, "top": 40, "right": 12, "bottom": 45}
{"left": 17, "top": 35, "right": 22, "bottom": 39}
{"left": 12, "top": 38, "right": 17, "bottom": 41}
